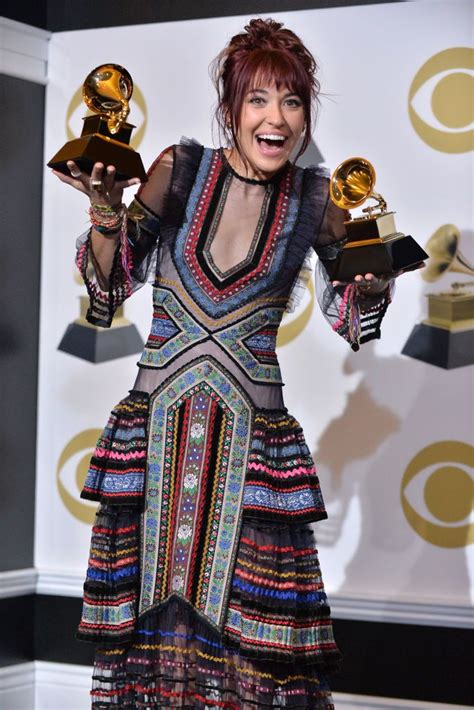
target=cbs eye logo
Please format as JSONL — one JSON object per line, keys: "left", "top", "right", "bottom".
{"left": 65, "top": 83, "right": 147, "bottom": 151}
{"left": 56, "top": 429, "right": 102, "bottom": 524}
{"left": 408, "top": 47, "right": 473, "bottom": 153}
{"left": 401, "top": 441, "right": 474, "bottom": 548}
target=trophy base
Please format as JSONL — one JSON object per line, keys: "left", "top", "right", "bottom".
{"left": 331, "top": 235, "right": 428, "bottom": 282}
{"left": 58, "top": 322, "right": 144, "bottom": 363}
{"left": 48, "top": 133, "right": 147, "bottom": 182}
{"left": 402, "top": 322, "right": 474, "bottom": 369}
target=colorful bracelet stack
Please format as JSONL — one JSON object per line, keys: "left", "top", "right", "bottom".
{"left": 89, "top": 203, "right": 126, "bottom": 236}
{"left": 88, "top": 202, "right": 133, "bottom": 290}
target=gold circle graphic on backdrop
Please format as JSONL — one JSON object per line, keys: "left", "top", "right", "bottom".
{"left": 408, "top": 47, "right": 474, "bottom": 153}
{"left": 56, "top": 429, "right": 102, "bottom": 524}
{"left": 401, "top": 441, "right": 474, "bottom": 548}
{"left": 66, "top": 82, "right": 147, "bottom": 151}
{"left": 277, "top": 278, "right": 315, "bottom": 347}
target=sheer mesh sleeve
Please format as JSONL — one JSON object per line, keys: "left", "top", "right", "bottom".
{"left": 314, "top": 182, "right": 394, "bottom": 351}
{"left": 75, "top": 147, "right": 174, "bottom": 328}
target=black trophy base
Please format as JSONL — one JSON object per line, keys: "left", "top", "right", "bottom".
{"left": 58, "top": 322, "right": 144, "bottom": 363}
{"left": 402, "top": 322, "right": 474, "bottom": 369}
{"left": 331, "top": 235, "right": 428, "bottom": 282}
{"left": 48, "top": 133, "right": 147, "bottom": 182}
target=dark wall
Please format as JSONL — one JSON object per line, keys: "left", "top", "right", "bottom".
{"left": 2, "top": 1, "right": 47, "bottom": 29}
{"left": 3, "top": 0, "right": 402, "bottom": 31}
{"left": 0, "top": 74, "right": 43, "bottom": 571}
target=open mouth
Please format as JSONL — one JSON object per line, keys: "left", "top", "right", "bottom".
{"left": 256, "top": 134, "right": 288, "bottom": 150}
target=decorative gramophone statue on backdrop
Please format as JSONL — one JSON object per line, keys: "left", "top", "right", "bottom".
{"left": 51, "top": 64, "right": 145, "bottom": 362}
{"left": 329, "top": 157, "right": 428, "bottom": 281}
{"left": 48, "top": 63, "right": 146, "bottom": 181}
{"left": 402, "top": 225, "right": 474, "bottom": 369}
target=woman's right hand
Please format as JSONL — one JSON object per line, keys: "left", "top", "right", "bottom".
{"left": 52, "top": 160, "right": 141, "bottom": 208}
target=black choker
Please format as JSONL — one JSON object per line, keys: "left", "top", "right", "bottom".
{"left": 220, "top": 149, "right": 287, "bottom": 186}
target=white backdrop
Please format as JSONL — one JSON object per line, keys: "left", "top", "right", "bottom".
{"left": 37, "top": 0, "right": 473, "bottom": 618}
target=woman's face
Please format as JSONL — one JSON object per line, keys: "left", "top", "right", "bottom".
{"left": 231, "top": 82, "right": 306, "bottom": 180}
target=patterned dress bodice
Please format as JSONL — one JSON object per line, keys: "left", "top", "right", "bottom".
{"left": 133, "top": 146, "right": 306, "bottom": 410}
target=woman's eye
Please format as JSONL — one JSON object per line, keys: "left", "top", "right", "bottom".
{"left": 285, "top": 98, "right": 302, "bottom": 107}
{"left": 249, "top": 96, "right": 265, "bottom": 105}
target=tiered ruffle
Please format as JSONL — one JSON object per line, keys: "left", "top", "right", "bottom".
{"left": 89, "top": 520, "right": 339, "bottom": 709}
{"left": 78, "top": 505, "right": 140, "bottom": 644}
{"left": 79, "top": 392, "right": 340, "bottom": 706}
{"left": 223, "top": 521, "right": 339, "bottom": 668}
{"left": 81, "top": 391, "right": 149, "bottom": 506}
{"left": 242, "top": 410, "right": 328, "bottom": 523}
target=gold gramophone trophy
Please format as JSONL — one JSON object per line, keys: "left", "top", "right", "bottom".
{"left": 52, "top": 65, "right": 146, "bottom": 362}
{"left": 48, "top": 64, "right": 146, "bottom": 181}
{"left": 329, "top": 157, "right": 428, "bottom": 281}
{"left": 402, "top": 225, "right": 474, "bottom": 369}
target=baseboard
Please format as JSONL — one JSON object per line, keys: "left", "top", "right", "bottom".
{"left": 329, "top": 593, "right": 473, "bottom": 629}
{"left": 1, "top": 662, "right": 470, "bottom": 710}
{"left": 35, "top": 661, "right": 91, "bottom": 710}
{"left": 0, "top": 568, "right": 37, "bottom": 598}
{"left": 1, "top": 566, "right": 471, "bottom": 629}
{"left": 35, "top": 568, "right": 84, "bottom": 597}
{"left": 35, "top": 567, "right": 474, "bottom": 628}
{"left": 0, "top": 662, "right": 35, "bottom": 709}
{"left": 333, "top": 692, "right": 472, "bottom": 709}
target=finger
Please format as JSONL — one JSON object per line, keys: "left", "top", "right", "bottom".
{"left": 66, "top": 160, "right": 83, "bottom": 179}
{"left": 116, "top": 177, "right": 142, "bottom": 189}
{"left": 90, "top": 162, "right": 104, "bottom": 180}
{"left": 89, "top": 162, "right": 106, "bottom": 196}
{"left": 52, "top": 169, "right": 88, "bottom": 195}
{"left": 104, "top": 165, "right": 116, "bottom": 190}
{"left": 52, "top": 169, "right": 75, "bottom": 185}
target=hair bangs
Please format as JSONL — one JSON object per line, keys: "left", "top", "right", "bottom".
{"left": 246, "top": 50, "right": 311, "bottom": 99}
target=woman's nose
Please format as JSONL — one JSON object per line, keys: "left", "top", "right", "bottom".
{"left": 266, "top": 103, "right": 285, "bottom": 127}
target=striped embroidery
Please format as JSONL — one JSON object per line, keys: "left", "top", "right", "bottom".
{"left": 139, "top": 287, "right": 208, "bottom": 368}
{"left": 77, "top": 506, "right": 140, "bottom": 643}
{"left": 140, "top": 356, "right": 253, "bottom": 630}
{"left": 173, "top": 148, "right": 297, "bottom": 318}
{"left": 242, "top": 410, "right": 327, "bottom": 522}
{"left": 81, "top": 391, "right": 149, "bottom": 505}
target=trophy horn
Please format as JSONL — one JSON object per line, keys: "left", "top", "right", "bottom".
{"left": 330, "top": 157, "right": 387, "bottom": 214}
{"left": 83, "top": 64, "right": 133, "bottom": 135}
{"left": 422, "top": 224, "right": 474, "bottom": 282}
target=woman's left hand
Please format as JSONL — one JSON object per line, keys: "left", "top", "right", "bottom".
{"left": 332, "top": 262, "right": 425, "bottom": 295}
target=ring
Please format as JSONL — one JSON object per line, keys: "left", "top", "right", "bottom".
{"left": 90, "top": 179, "right": 103, "bottom": 193}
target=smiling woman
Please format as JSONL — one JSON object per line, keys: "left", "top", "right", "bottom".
{"left": 213, "top": 20, "right": 318, "bottom": 178}
{"left": 53, "top": 16, "right": 396, "bottom": 710}
{"left": 226, "top": 85, "right": 305, "bottom": 177}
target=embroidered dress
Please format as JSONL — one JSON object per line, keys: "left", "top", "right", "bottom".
{"left": 76, "top": 139, "right": 392, "bottom": 709}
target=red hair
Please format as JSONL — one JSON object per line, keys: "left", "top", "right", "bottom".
{"left": 212, "top": 18, "right": 320, "bottom": 160}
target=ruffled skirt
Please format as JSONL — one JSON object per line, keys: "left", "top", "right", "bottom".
{"left": 80, "top": 509, "right": 339, "bottom": 708}
{"left": 78, "top": 392, "right": 341, "bottom": 708}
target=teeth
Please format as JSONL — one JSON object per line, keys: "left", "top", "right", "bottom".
{"left": 257, "top": 134, "right": 286, "bottom": 141}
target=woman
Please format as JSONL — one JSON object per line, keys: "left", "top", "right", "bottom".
{"left": 54, "top": 18, "right": 395, "bottom": 709}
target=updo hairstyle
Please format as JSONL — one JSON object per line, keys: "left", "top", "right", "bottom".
{"left": 212, "top": 18, "right": 320, "bottom": 159}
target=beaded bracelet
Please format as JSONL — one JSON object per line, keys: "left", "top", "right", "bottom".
{"left": 88, "top": 202, "right": 133, "bottom": 288}
{"left": 89, "top": 202, "right": 126, "bottom": 235}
